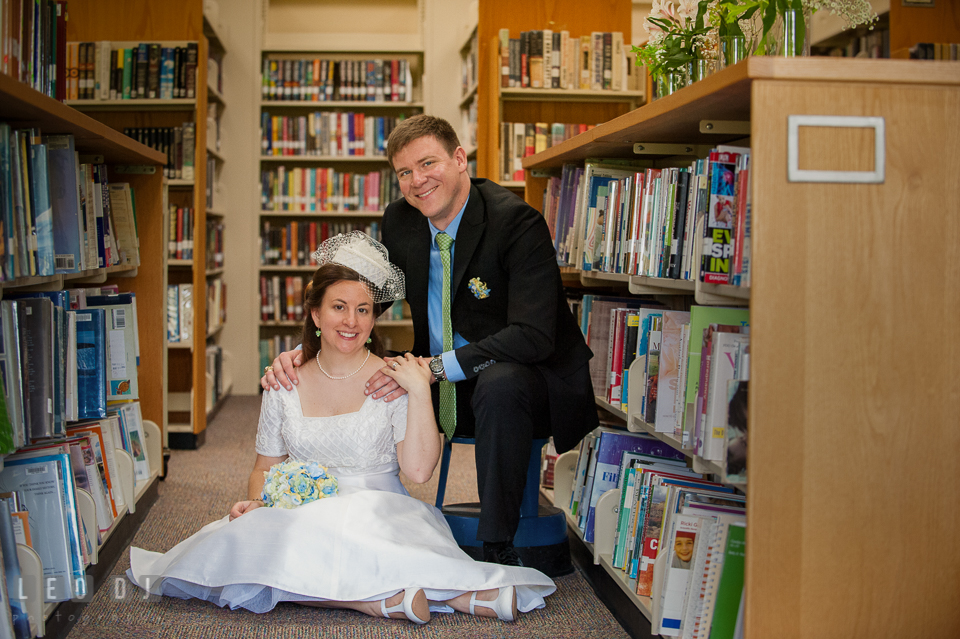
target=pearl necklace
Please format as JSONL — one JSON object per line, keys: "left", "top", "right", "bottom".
{"left": 316, "top": 349, "right": 370, "bottom": 380}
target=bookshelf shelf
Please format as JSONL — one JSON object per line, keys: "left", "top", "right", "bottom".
{"left": 629, "top": 275, "right": 696, "bottom": 295}
{"left": 207, "top": 146, "right": 225, "bottom": 162}
{"left": 167, "top": 179, "right": 195, "bottom": 187}
{"left": 260, "top": 320, "right": 302, "bottom": 327}
{"left": 167, "top": 342, "right": 192, "bottom": 350}
{"left": 500, "top": 180, "right": 524, "bottom": 189}
{"left": 595, "top": 396, "right": 627, "bottom": 421}
{"left": 203, "top": 13, "right": 226, "bottom": 53}
{"left": 580, "top": 271, "right": 630, "bottom": 287}
{"left": 460, "top": 83, "right": 478, "bottom": 109}
{"left": 259, "top": 209, "right": 384, "bottom": 218}
{"left": 207, "top": 324, "right": 224, "bottom": 339}
{"left": 168, "top": 259, "right": 194, "bottom": 267}
{"left": 65, "top": 98, "right": 199, "bottom": 111}
{"left": 260, "top": 100, "right": 424, "bottom": 109}
{"left": 376, "top": 319, "right": 413, "bottom": 328}
{"left": 465, "top": 146, "right": 477, "bottom": 159}
{"left": 259, "top": 155, "right": 390, "bottom": 163}
{"left": 500, "top": 87, "right": 644, "bottom": 103}
{"left": 206, "top": 267, "right": 224, "bottom": 277}
{"left": 262, "top": 32, "right": 423, "bottom": 53}
{"left": 526, "top": 56, "right": 960, "bottom": 637}
{"left": 207, "top": 84, "right": 226, "bottom": 107}
{"left": 695, "top": 281, "right": 750, "bottom": 306}
{"left": 206, "top": 208, "right": 226, "bottom": 217}
{"left": 259, "top": 265, "right": 318, "bottom": 272}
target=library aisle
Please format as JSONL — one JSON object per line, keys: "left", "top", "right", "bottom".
{"left": 64, "top": 396, "right": 629, "bottom": 639}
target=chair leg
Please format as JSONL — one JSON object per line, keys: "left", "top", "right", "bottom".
{"left": 519, "top": 439, "right": 547, "bottom": 519}
{"left": 434, "top": 438, "right": 454, "bottom": 509}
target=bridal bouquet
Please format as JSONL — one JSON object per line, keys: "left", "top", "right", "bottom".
{"left": 261, "top": 460, "right": 338, "bottom": 509}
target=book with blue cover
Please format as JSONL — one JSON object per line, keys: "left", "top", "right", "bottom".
{"left": 43, "top": 134, "right": 84, "bottom": 273}
{"left": 27, "top": 141, "right": 55, "bottom": 276}
{"left": 0, "top": 500, "right": 31, "bottom": 638}
{"left": 85, "top": 294, "right": 138, "bottom": 400}
{"left": 582, "top": 428, "right": 687, "bottom": 543}
{"left": 0, "top": 454, "right": 84, "bottom": 602}
{"left": 75, "top": 308, "right": 107, "bottom": 419}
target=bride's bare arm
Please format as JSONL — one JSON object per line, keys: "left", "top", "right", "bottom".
{"left": 229, "top": 453, "right": 288, "bottom": 520}
{"left": 383, "top": 354, "right": 441, "bottom": 484}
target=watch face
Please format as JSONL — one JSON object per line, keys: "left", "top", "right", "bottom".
{"left": 430, "top": 357, "right": 443, "bottom": 377}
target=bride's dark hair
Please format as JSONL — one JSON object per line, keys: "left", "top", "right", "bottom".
{"left": 301, "top": 263, "right": 387, "bottom": 362}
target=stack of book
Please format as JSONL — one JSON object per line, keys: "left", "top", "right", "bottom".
{"left": 166, "top": 283, "right": 193, "bottom": 345}
{"left": 259, "top": 275, "right": 307, "bottom": 323}
{"left": 497, "top": 29, "right": 640, "bottom": 92}
{"left": 0, "top": 127, "right": 141, "bottom": 281}
{"left": 259, "top": 219, "right": 380, "bottom": 268}
{"left": 206, "top": 219, "right": 224, "bottom": 271}
{"left": 123, "top": 124, "right": 196, "bottom": 180}
{"left": 569, "top": 427, "right": 747, "bottom": 638}
{"left": 261, "top": 57, "right": 414, "bottom": 102}
{"left": 579, "top": 297, "right": 750, "bottom": 481}
{"left": 167, "top": 205, "right": 195, "bottom": 261}
{"left": 499, "top": 121, "right": 596, "bottom": 182}
{"left": 66, "top": 41, "right": 198, "bottom": 101}
{"left": 259, "top": 335, "right": 298, "bottom": 376}
{"left": 1, "top": 0, "right": 67, "bottom": 99}
{"left": 260, "top": 166, "right": 400, "bottom": 213}
{"left": 261, "top": 112, "right": 406, "bottom": 157}
{"left": 544, "top": 146, "right": 752, "bottom": 288}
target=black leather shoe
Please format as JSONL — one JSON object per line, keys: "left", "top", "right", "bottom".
{"left": 483, "top": 541, "right": 523, "bottom": 567}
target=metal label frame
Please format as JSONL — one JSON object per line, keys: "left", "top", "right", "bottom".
{"left": 787, "top": 115, "right": 885, "bottom": 184}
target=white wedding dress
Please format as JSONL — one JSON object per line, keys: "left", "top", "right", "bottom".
{"left": 127, "top": 387, "right": 556, "bottom": 615}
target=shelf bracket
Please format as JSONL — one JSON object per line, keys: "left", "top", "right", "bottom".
{"left": 114, "top": 165, "right": 157, "bottom": 175}
{"left": 633, "top": 143, "right": 713, "bottom": 157}
{"left": 699, "top": 120, "right": 751, "bottom": 135}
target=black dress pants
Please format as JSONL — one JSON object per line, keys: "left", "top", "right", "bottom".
{"left": 440, "top": 362, "right": 553, "bottom": 543}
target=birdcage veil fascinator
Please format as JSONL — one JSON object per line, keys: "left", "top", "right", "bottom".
{"left": 311, "top": 231, "right": 405, "bottom": 303}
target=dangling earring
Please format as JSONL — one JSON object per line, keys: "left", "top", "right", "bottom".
{"left": 366, "top": 337, "right": 372, "bottom": 344}
{"left": 316, "top": 329, "right": 322, "bottom": 337}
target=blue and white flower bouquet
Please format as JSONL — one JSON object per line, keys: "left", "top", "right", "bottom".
{"left": 261, "top": 460, "right": 338, "bottom": 509}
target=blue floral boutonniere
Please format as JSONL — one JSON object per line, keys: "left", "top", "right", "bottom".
{"left": 468, "top": 277, "right": 490, "bottom": 299}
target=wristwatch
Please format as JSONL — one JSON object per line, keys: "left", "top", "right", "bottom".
{"left": 429, "top": 356, "right": 447, "bottom": 382}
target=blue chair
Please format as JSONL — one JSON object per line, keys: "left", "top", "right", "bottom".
{"left": 434, "top": 437, "right": 572, "bottom": 576}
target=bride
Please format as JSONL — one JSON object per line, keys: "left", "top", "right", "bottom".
{"left": 127, "top": 232, "right": 556, "bottom": 624}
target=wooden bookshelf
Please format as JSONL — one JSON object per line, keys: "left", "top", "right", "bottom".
{"left": 525, "top": 56, "right": 960, "bottom": 638}
{"left": 474, "top": 0, "right": 639, "bottom": 191}
{"left": 0, "top": 66, "right": 165, "bottom": 639}
{"left": 65, "top": 0, "right": 228, "bottom": 450}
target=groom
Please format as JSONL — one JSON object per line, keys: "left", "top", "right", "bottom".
{"left": 263, "top": 115, "right": 598, "bottom": 566}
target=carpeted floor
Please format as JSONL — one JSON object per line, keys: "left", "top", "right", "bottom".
{"left": 67, "top": 395, "right": 628, "bottom": 638}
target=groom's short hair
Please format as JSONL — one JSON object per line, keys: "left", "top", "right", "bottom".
{"left": 387, "top": 115, "right": 461, "bottom": 168}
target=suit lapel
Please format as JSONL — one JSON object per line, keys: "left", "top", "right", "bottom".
{"left": 406, "top": 214, "right": 432, "bottom": 347}
{"left": 452, "top": 184, "right": 485, "bottom": 302}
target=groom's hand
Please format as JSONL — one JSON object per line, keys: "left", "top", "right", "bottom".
{"left": 365, "top": 356, "right": 408, "bottom": 402}
{"left": 261, "top": 349, "right": 302, "bottom": 391}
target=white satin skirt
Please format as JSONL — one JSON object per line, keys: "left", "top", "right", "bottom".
{"left": 127, "top": 473, "right": 556, "bottom": 615}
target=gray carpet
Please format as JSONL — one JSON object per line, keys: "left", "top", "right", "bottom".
{"left": 67, "top": 395, "right": 628, "bottom": 638}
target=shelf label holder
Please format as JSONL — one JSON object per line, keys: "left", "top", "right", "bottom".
{"left": 787, "top": 115, "right": 885, "bottom": 184}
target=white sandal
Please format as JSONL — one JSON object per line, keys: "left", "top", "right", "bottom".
{"left": 380, "top": 588, "right": 430, "bottom": 624}
{"left": 469, "top": 585, "right": 517, "bottom": 622}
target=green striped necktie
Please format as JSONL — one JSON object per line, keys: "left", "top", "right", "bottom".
{"left": 435, "top": 231, "right": 456, "bottom": 440}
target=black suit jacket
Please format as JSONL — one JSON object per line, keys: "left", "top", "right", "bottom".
{"left": 381, "top": 178, "right": 597, "bottom": 453}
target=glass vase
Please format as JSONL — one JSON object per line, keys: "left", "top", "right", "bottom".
{"left": 657, "top": 70, "right": 688, "bottom": 98}
{"left": 688, "top": 58, "right": 718, "bottom": 83}
{"left": 720, "top": 35, "right": 748, "bottom": 68}
{"left": 771, "top": 8, "right": 811, "bottom": 57}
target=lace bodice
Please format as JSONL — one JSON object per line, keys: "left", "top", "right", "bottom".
{"left": 255, "top": 387, "right": 408, "bottom": 477}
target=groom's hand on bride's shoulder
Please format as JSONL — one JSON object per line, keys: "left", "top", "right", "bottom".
{"left": 261, "top": 349, "right": 303, "bottom": 391}
{"left": 229, "top": 500, "right": 264, "bottom": 521}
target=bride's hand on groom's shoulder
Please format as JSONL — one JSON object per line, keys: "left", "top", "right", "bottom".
{"left": 229, "top": 499, "right": 264, "bottom": 521}
{"left": 380, "top": 353, "right": 432, "bottom": 400}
